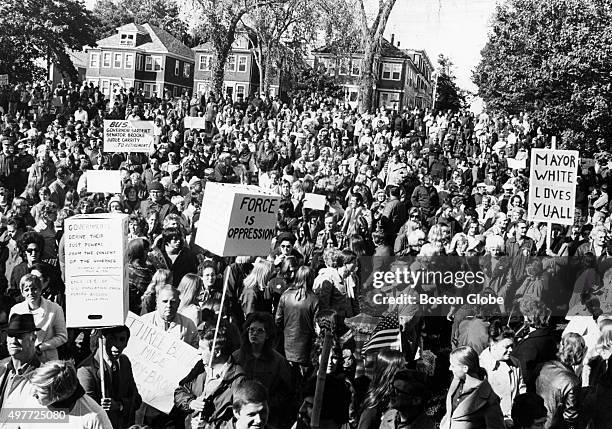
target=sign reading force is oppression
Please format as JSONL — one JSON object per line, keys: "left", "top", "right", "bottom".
{"left": 64, "top": 214, "right": 129, "bottom": 327}
{"left": 196, "top": 183, "right": 280, "bottom": 256}
{"left": 527, "top": 149, "right": 578, "bottom": 225}
{"left": 123, "top": 312, "right": 200, "bottom": 414}
{"left": 103, "top": 120, "right": 155, "bottom": 152}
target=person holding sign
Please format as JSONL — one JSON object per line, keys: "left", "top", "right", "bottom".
{"left": 77, "top": 325, "right": 142, "bottom": 429}
{"left": 175, "top": 320, "right": 245, "bottom": 428}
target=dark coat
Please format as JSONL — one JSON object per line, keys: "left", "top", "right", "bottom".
{"left": 275, "top": 288, "right": 320, "bottom": 364}
{"left": 174, "top": 358, "right": 245, "bottom": 429}
{"left": 512, "top": 326, "right": 560, "bottom": 389}
{"left": 535, "top": 360, "right": 581, "bottom": 429}
{"left": 440, "top": 375, "right": 505, "bottom": 429}
{"left": 77, "top": 353, "right": 142, "bottom": 429}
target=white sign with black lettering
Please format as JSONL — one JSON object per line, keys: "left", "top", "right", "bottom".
{"left": 527, "top": 149, "right": 578, "bottom": 225}
{"left": 196, "top": 183, "right": 280, "bottom": 256}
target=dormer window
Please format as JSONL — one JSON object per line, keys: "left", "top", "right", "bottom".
{"left": 120, "top": 33, "right": 135, "bottom": 46}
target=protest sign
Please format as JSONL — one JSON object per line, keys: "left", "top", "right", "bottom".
{"left": 123, "top": 312, "right": 200, "bottom": 414}
{"left": 195, "top": 183, "right": 280, "bottom": 256}
{"left": 303, "top": 193, "right": 327, "bottom": 210}
{"left": 85, "top": 170, "right": 121, "bottom": 194}
{"left": 507, "top": 157, "right": 526, "bottom": 169}
{"left": 527, "top": 149, "right": 578, "bottom": 225}
{"left": 0, "top": 75, "right": 8, "bottom": 85}
{"left": 103, "top": 120, "right": 155, "bottom": 153}
{"left": 64, "top": 214, "right": 129, "bottom": 327}
{"left": 184, "top": 116, "right": 207, "bottom": 129}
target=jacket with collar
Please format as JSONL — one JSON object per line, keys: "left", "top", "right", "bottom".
{"left": 0, "top": 356, "right": 41, "bottom": 412}
{"left": 174, "top": 357, "right": 246, "bottom": 429}
{"left": 512, "top": 326, "right": 559, "bottom": 388}
{"left": 535, "top": 360, "right": 581, "bottom": 429}
{"left": 77, "top": 353, "right": 142, "bottom": 429}
{"left": 440, "top": 375, "right": 505, "bottom": 429}
{"left": 479, "top": 348, "right": 526, "bottom": 419}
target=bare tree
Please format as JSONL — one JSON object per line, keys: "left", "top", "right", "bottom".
{"left": 357, "top": 0, "right": 397, "bottom": 113}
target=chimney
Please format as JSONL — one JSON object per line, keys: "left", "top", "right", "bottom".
{"left": 390, "top": 34, "right": 395, "bottom": 46}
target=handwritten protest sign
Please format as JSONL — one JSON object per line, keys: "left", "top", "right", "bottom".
{"left": 507, "top": 158, "right": 526, "bottom": 169}
{"left": 0, "top": 75, "right": 8, "bottom": 86}
{"left": 196, "top": 183, "right": 280, "bottom": 256}
{"left": 64, "top": 214, "right": 129, "bottom": 327}
{"left": 303, "top": 193, "right": 327, "bottom": 210}
{"left": 103, "top": 120, "right": 155, "bottom": 153}
{"left": 86, "top": 170, "right": 121, "bottom": 194}
{"left": 123, "top": 312, "right": 200, "bottom": 413}
{"left": 184, "top": 116, "right": 208, "bottom": 129}
{"left": 527, "top": 149, "right": 578, "bottom": 225}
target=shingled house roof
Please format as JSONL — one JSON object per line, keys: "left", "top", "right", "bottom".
{"left": 313, "top": 38, "right": 410, "bottom": 59}
{"left": 95, "top": 23, "right": 193, "bottom": 60}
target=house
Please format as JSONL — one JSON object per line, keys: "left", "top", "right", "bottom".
{"left": 402, "top": 49, "right": 435, "bottom": 109}
{"left": 312, "top": 37, "right": 435, "bottom": 111}
{"left": 192, "top": 33, "right": 285, "bottom": 99}
{"left": 84, "top": 23, "right": 195, "bottom": 99}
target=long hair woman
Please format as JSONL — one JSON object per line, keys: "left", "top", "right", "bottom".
{"left": 232, "top": 312, "right": 293, "bottom": 428}
{"left": 276, "top": 266, "right": 320, "bottom": 374}
{"left": 358, "top": 349, "right": 406, "bottom": 429}
{"left": 177, "top": 273, "right": 203, "bottom": 326}
{"left": 239, "top": 259, "right": 274, "bottom": 316}
{"left": 440, "top": 346, "right": 505, "bottom": 429}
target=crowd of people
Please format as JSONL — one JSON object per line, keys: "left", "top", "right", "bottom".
{"left": 0, "top": 78, "right": 611, "bottom": 429}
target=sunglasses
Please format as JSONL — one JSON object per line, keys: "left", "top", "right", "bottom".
{"left": 25, "top": 248, "right": 39, "bottom": 254}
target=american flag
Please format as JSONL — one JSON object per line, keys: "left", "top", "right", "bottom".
{"left": 362, "top": 314, "right": 401, "bottom": 353}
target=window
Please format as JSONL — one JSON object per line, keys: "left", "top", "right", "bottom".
{"left": 348, "top": 90, "right": 358, "bottom": 102}
{"left": 173, "top": 86, "right": 180, "bottom": 97}
{"left": 339, "top": 58, "right": 350, "bottom": 75}
{"left": 197, "top": 82, "right": 208, "bottom": 95}
{"left": 135, "top": 54, "right": 143, "bottom": 71}
{"left": 145, "top": 56, "right": 153, "bottom": 71}
{"left": 184, "top": 63, "right": 191, "bottom": 78}
{"left": 226, "top": 55, "right": 236, "bottom": 72}
{"left": 199, "top": 55, "right": 212, "bottom": 71}
{"left": 174, "top": 60, "right": 180, "bottom": 76}
{"left": 101, "top": 80, "right": 110, "bottom": 95}
{"left": 120, "top": 33, "right": 135, "bottom": 46}
{"left": 319, "top": 57, "right": 335, "bottom": 76}
{"left": 236, "top": 84, "right": 245, "bottom": 98}
{"left": 382, "top": 63, "right": 401, "bottom": 80}
{"left": 124, "top": 53, "right": 134, "bottom": 69}
{"left": 113, "top": 53, "right": 122, "bottom": 68}
{"left": 152, "top": 84, "right": 158, "bottom": 97}
{"left": 237, "top": 56, "right": 247, "bottom": 72}
{"left": 351, "top": 59, "right": 361, "bottom": 76}
{"left": 102, "top": 53, "right": 111, "bottom": 68}
{"left": 152, "top": 56, "right": 162, "bottom": 71}
{"left": 143, "top": 83, "right": 151, "bottom": 97}
{"left": 89, "top": 53, "right": 99, "bottom": 68}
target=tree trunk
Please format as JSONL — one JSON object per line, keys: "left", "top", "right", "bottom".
{"left": 357, "top": 0, "right": 397, "bottom": 113}
{"left": 211, "top": 44, "right": 230, "bottom": 99}
{"left": 262, "top": 43, "right": 273, "bottom": 95}
{"left": 359, "top": 41, "right": 376, "bottom": 113}
{"left": 254, "top": 44, "right": 264, "bottom": 95}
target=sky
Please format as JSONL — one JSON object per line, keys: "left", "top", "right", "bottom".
{"left": 380, "top": 0, "right": 499, "bottom": 93}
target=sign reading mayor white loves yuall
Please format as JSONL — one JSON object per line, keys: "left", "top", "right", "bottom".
{"left": 103, "top": 120, "right": 155, "bottom": 153}
{"left": 527, "top": 149, "right": 578, "bottom": 225}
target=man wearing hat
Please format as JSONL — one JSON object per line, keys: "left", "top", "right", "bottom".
{"left": 0, "top": 314, "right": 41, "bottom": 410}
{"left": 139, "top": 181, "right": 178, "bottom": 230}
